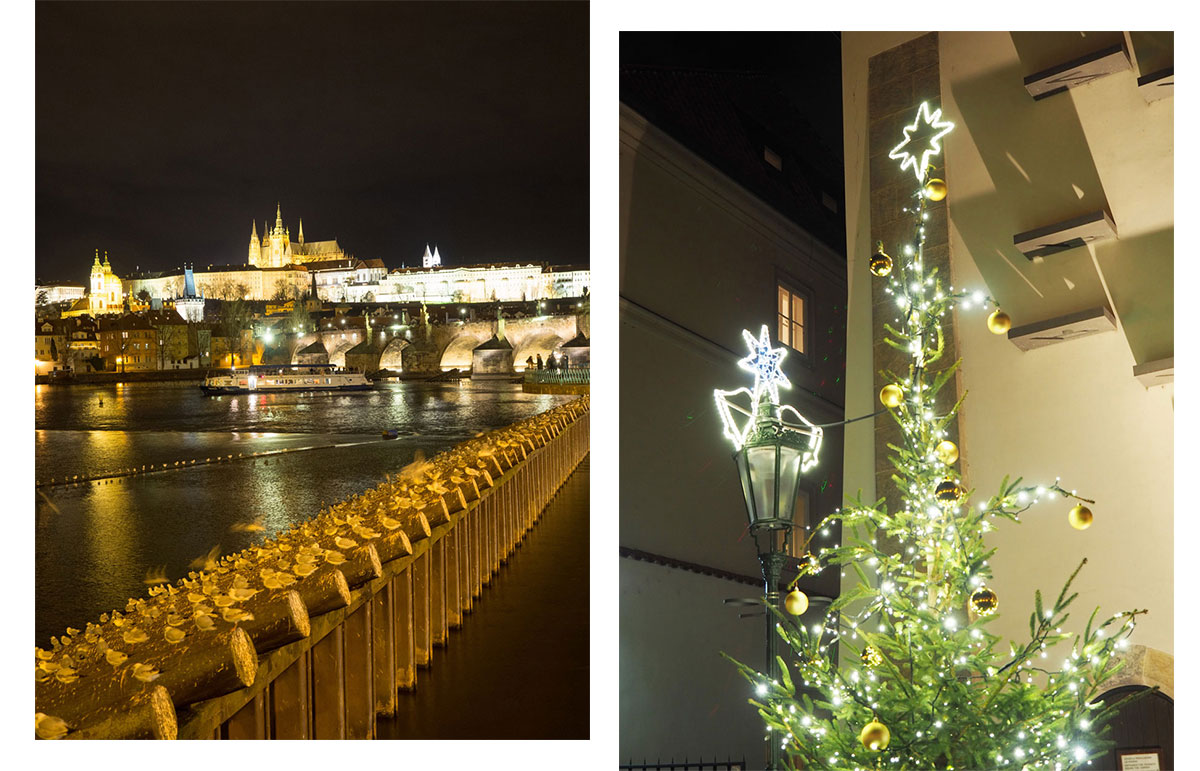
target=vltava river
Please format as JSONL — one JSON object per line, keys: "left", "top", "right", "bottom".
{"left": 34, "top": 380, "right": 572, "bottom": 646}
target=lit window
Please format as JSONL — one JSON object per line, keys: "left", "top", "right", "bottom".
{"left": 777, "top": 284, "right": 806, "bottom": 354}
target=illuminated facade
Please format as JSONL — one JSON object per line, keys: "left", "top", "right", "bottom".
{"left": 125, "top": 265, "right": 311, "bottom": 303}
{"left": 88, "top": 250, "right": 124, "bottom": 314}
{"left": 36, "top": 282, "right": 86, "bottom": 305}
{"left": 346, "top": 261, "right": 590, "bottom": 304}
{"left": 248, "top": 203, "right": 347, "bottom": 268}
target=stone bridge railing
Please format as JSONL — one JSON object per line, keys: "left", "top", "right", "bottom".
{"left": 34, "top": 396, "right": 590, "bottom": 739}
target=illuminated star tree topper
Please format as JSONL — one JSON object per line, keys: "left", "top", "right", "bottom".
{"left": 713, "top": 324, "right": 822, "bottom": 468}
{"left": 888, "top": 100, "right": 955, "bottom": 182}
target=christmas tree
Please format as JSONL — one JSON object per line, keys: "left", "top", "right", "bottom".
{"left": 727, "top": 102, "right": 1147, "bottom": 770}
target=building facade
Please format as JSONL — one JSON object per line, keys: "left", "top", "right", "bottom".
{"left": 619, "top": 62, "right": 848, "bottom": 767}
{"left": 248, "top": 203, "right": 347, "bottom": 268}
{"left": 36, "top": 282, "right": 86, "bottom": 306}
{"left": 88, "top": 250, "right": 124, "bottom": 314}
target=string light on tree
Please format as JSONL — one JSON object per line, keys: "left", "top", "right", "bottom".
{"left": 724, "top": 99, "right": 1144, "bottom": 771}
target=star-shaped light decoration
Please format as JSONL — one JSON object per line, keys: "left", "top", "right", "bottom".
{"left": 738, "top": 325, "right": 790, "bottom": 407}
{"left": 714, "top": 325, "right": 823, "bottom": 469}
{"left": 888, "top": 101, "right": 955, "bottom": 182}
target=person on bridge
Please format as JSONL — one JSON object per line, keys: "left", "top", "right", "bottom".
{"left": 536, "top": 354, "right": 544, "bottom": 370}
{"left": 562, "top": 354, "right": 569, "bottom": 371}
{"left": 526, "top": 355, "right": 534, "bottom": 371}
{"left": 548, "top": 352, "right": 559, "bottom": 371}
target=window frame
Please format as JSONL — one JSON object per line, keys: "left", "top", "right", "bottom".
{"left": 774, "top": 275, "right": 812, "bottom": 364}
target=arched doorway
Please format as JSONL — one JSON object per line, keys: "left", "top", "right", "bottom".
{"left": 1092, "top": 685, "right": 1172, "bottom": 770}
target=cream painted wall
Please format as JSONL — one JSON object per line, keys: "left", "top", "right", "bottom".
{"left": 843, "top": 31, "right": 1173, "bottom": 655}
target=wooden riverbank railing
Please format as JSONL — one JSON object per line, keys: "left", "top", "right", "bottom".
{"left": 35, "top": 395, "right": 589, "bottom": 740}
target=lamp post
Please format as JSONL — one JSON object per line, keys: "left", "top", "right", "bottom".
{"left": 715, "top": 325, "right": 822, "bottom": 771}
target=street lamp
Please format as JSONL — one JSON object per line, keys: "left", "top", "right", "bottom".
{"left": 714, "top": 325, "right": 822, "bottom": 771}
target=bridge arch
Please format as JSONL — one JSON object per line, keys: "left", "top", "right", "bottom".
{"left": 439, "top": 333, "right": 490, "bottom": 371}
{"left": 322, "top": 330, "right": 365, "bottom": 368}
{"left": 512, "top": 331, "right": 568, "bottom": 370}
{"left": 378, "top": 338, "right": 409, "bottom": 370}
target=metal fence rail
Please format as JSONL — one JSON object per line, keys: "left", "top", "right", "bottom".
{"left": 620, "top": 759, "right": 746, "bottom": 771}
{"left": 524, "top": 367, "right": 590, "bottom": 385}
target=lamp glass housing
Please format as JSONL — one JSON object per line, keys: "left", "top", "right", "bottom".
{"left": 734, "top": 422, "right": 806, "bottom": 531}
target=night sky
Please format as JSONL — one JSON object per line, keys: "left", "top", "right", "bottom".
{"left": 619, "top": 32, "right": 844, "bottom": 168}
{"left": 36, "top": 1, "right": 590, "bottom": 284}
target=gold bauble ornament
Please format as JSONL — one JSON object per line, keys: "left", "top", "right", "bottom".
{"left": 935, "top": 440, "right": 959, "bottom": 465}
{"left": 924, "top": 178, "right": 947, "bottom": 201}
{"left": 935, "top": 479, "right": 962, "bottom": 505}
{"left": 880, "top": 383, "right": 904, "bottom": 408}
{"left": 1068, "top": 504, "right": 1093, "bottom": 530}
{"left": 860, "top": 719, "right": 890, "bottom": 751}
{"left": 784, "top": 588, "right": 809, "bottom": 616}
{"left": 987, "top": 309, "right": 1011, "bottom": 335}
{"left": 870, "top": 250, "right": 893, "bottom": 277}
{"left": 969, "top": 586, "right": 999, "bottom": 616}
{"left": 861, "top": 645, "right": 883, "bottom": 668}
{"left": 796, "top": 552, "right": 819, "bottom": 575}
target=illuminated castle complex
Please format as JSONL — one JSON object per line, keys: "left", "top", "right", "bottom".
{"left": 248, "top": 203, "right": 346, "bottom": 268}
{"left": 103, "top": 202, "right": 590, "bottom": 305}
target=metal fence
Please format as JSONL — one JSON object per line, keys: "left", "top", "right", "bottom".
{"left": 524, "top": 367, "right": 590, "bottom": 385}
{"left": 620, "top": 759, "right": 746, "bottom": 771}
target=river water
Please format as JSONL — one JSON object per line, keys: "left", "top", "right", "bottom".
{"left": 34, "top": 380, "right": 573, "bottom": 647}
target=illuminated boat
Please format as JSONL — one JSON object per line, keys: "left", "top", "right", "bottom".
{"left": 201, "top": 365, "right": 372, "bottom": 395}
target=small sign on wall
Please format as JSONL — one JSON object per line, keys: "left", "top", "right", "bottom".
{"left": 1118, "top": 748, "right": 1163, "bottom": 770}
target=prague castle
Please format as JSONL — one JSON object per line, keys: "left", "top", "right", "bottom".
{"left": 248, "top": 203, "right": 347, "bottom": 268}
{"left": 75, "top": 202, "right": 589, "bottom": 308}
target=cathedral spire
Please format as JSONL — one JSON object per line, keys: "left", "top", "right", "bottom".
{"left": 251, "top": 220, "right": 258, "bottom": 240}
{"left": 93, "top": 248, "right": 101, "bottom": 266}
{"left": 275, "top": 202, "right": 283, "bottom": 231}
{"left": 298, "top": 218, "right": 304, "bottom": 245}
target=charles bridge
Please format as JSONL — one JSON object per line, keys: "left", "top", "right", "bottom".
{"left": 269, "top": 313, "right": 585, "bottom": 375}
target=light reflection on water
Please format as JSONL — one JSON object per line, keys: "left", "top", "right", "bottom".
{"left": 35, "top": 381, "right": 572, "bottom": 645}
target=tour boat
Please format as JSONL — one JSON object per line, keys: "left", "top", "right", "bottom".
{"left": 201, "top": 365, "right": 372, "bottom": 395}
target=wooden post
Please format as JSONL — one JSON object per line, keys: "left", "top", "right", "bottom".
{"left": 446, "top": 527, "right": 463, "bottom": 629}
{"left": 372, "top": 583, "right": 397, "bottom": 716}
{"left": 224, "top": 689, "right": 268, "bottom": 740}
{"left": 269, "top": 650, "right": 311, "bottom": 739}
{"left": 458, "top": 511, "right": 473, "bottom": 616}
{"left": 394, "top": 568, "right": 416, "bottom": 691}
{"left": 413, "top": 551, "right": 432, "bottom": 668}
{"left": 482, "top": 490, "right": 495, "bottom": 586}
{"left": 311, "top": 627, "right": 346, "bottom": 739}
{"left": 431, "top": 537, "right": 449, "bottom": 647}
{"left": 343, "top": 602, "right": 374, "bottom": 739}
{"left": 472, "top": 496, "right": 485, "bottom": 597}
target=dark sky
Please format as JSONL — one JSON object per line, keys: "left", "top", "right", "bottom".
{"left": 619, "top": 32, "right": 843, "bottom": 165}
{"left": 36, "top": 1, "right": 589, "bottom": 284}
